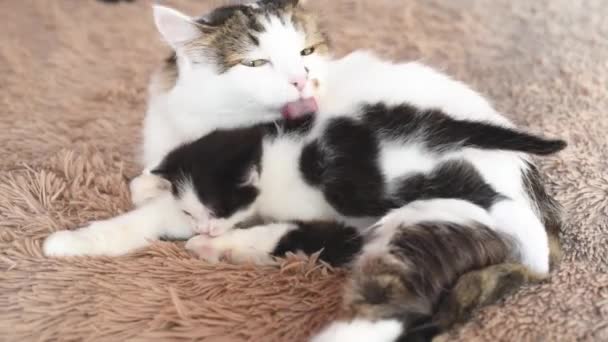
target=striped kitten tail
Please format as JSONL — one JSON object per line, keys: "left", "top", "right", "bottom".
{"left": 312, "top": 199, "right": 515, "bottom": 342}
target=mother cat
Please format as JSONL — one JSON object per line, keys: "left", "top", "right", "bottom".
{"left": 44, "top": 0, "right": 564, "bottom": 340}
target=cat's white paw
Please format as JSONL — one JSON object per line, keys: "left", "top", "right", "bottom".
{"left": 44, "top": 219, "right": 149, "bottom": 257}
{"left": 194, "top": 218, "right": 234, "bottom": 237}
{"left": 43, "top": 229, "right": 97, "bottom": 257}
{"left": 311, "top": 319, "right": 403, "bottom": 342}
{"left": 185, "top": 235, "right": 230, "bottom": 263}
{"left": 129, "top": 173, "right": 170, "bottom": 207}
{"left": 185, "top": 233, "right": 274, "bottom": 265}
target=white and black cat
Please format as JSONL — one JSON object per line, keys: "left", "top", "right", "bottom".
{"left": 42, "top": 1, "right": 565, "bottom": 340}
{"left": 149, "top": 106, "right": 564, "bottom": 341}
{"left": 152, "top": 105, "right": 565, "bottom": 261}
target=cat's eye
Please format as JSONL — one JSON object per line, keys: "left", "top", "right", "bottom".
{"left": 182, "top": 210, "right": 194, "bottom": 218}
{"left": 241, "top": 59, "right": 269, "bottom": 67}
{"left": 301, "top": 46, "right": 315, "bottom": 56}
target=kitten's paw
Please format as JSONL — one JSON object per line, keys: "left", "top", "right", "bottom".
{"left": 44, "top": 220, "right": 145, "bottom": 257}
{"left": 311, "top": 319, "right": 403, "bottom": 342}
{"left": 193, "top": 218, "right": 234, "bottom": 237}
{"left": 129, "top": 173, "right": 170, "bottom": 207}
{"left": 185, "top": 235, "right": 229, "bottom": 263}
{"left": 44, "top": 229, "right": 98, "bottom": 257}
{"left": 185, "top": 233, "right": 274, "bottom": 265}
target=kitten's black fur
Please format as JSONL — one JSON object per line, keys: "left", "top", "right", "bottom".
{"left": 154, "top": 103, "right": 565, "bottom": 221}
{"left": 153, "top": 103, "right": 565, "bottom": 341}
{"left": 272, "top": 220, "right": 364, "bottom": 266}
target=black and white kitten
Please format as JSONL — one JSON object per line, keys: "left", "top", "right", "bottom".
{"left": 151, "top": 106, "right": 565, "bottom": 341}
{"left": 153, "top": 103, "right": 564, "bottom": 266}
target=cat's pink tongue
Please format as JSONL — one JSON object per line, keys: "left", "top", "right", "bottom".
{"left": 281, "top": 97, "right": 318, "bottom": 119}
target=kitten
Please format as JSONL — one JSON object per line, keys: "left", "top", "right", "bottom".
{"left": 150, "top": 109, "right": 564, "bottom": 341}
{"left": 153, "top": 106, "right": 564, "bottom": 245}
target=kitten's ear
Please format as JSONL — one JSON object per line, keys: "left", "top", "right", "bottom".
{"left": 153, "top": 5, "right": 207, "bottom": 49}
{"left": 150, "top": 166, "right": 169, "bottom": 179}
{"left": 240, "top": 167, "right": 260, "bottom": 187}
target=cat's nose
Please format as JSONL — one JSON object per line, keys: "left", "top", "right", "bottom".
{"left": 290, "top": 76, "right": 307, "bottom": 92}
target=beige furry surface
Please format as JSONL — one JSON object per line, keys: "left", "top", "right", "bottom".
{"left": 1, "top": 0, "right": 607, "bottom": 341}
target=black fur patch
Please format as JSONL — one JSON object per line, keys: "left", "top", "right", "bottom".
{"left": 272, "top": 220, "right": 363, "bottom": 266}
{"left": 264, "top": 114, "right": 315, "bottom": 138}
{"left": 152, "top": 115, "right": 313, "bottom": 219}
{"left": 299, "top": 141, "right": 324, "bottom": 186}
{"left": 392, "top": 159, "right": 503, "bottom": 209}
{"left": 300, "top": 118, "right": 389, "bottom": 216}
{"left": 362, "top": 103, "right": 566, "bottom": 155}
{"left": 152, "top": 126, "right": 264, "bottom": 218}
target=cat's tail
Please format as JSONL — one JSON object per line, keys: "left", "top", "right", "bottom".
{"left": 310, "top": 199, "right": 517, "bottom": 342}
{"left": 461, "top": 122, "right": 567, "bottom": 156}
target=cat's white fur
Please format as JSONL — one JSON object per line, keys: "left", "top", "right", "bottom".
{"left": 142, "top": 5, "right": 325, "bottom": 169}
{"left": 310, "top": 319, "right": 403, "bottom": 342}
{"left": 44, "top": 5, "right": 549, "bottom": 279}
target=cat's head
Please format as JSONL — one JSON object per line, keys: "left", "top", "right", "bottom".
{"left": 152, "top": 127, "right": 263, "bottom": 236}
{"left": 153, "top": 0, "right": 329, "bottom": 119}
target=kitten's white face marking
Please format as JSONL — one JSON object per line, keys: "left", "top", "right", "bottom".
{"left": 176, "top": 182, "right": 214, "bottom": 233}
{"left": 176, "top": 179, "right": 258, "bottom": 237}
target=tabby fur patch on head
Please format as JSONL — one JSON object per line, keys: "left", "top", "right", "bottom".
{"left": 158, "top": 0, "right": 328, "bottom": 72}
{"left": 151, "top": 1, "right": 330, "bottom": 123}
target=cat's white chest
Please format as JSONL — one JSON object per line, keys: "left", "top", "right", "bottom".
{"left": 256, "top": 138, "right": 338, "bottom": 222}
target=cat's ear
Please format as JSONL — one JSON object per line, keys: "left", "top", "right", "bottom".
{"left": 150, "top": 166, "right": 169, "bottom": 179}
{"left": 284, "top": 0, "right": 307, "bottom": 7}
{"left": 240, "top": 166, "right": 260, "bottom": 187}
{"left": 153, "top": 5, "right": 209, "bottom": 49}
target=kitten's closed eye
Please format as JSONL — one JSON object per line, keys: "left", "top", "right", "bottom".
{"left": 241, "top": 59, "right": 270, "bottom": 67}
{"left": 182, "top": 210, "right": 194, "bottom": 218}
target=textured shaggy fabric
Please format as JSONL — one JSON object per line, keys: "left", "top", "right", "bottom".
{"left": 1, "top": 0, "right": 607, "bottom": 341}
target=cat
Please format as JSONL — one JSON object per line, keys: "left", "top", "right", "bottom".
{"left": 152, "top": 106, "right": 564, "bottom": 256}
{"left": 148, "top": 108, "right": 564, "bottom": 341}
{"left": 42, "top": 1, "right": 564, "bottom": 340}
{"left": 44, "top": 0, "right": 331, "bottom": 256}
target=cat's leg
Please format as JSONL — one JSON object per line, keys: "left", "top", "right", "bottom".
{"left": 417, "top": 262, "right": 544, "bottom": 340}
{"left": 44, "top": 193, "right": 194, "bottom": 257}
{"left": 129, "top": 170, "right": 172, "bottom": 207}
{"left": 185, "top": 223, "right": 296, "bottom": 265}
{"left": 489, "top": 199, "right": 550, "bottom": 275}
{"left": 186, "top": 221, "right": 364, "bottom": 267}
{"left": 312, "top": 199, "right": 512, "bottom": 342}
{"left": 402, "top": 201, "right": 551, "bottom": 340}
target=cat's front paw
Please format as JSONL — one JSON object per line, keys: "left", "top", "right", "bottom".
{"left": 43, "top": 219, "right": 144, "bottom": 257}
{"left": 129, "top": 173, "right": 170, "bottom": 207}
{"left": 194, "top": 218, "right": 234, "bottom": 237}
{"left": 44, "top": 229, "right": 98, "bottom": 257}
{"left": 185, "top": 235, "right": 227, "bottom": 263}
{"left": 185, "top": 233, "right": 273, "bottom": 265}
